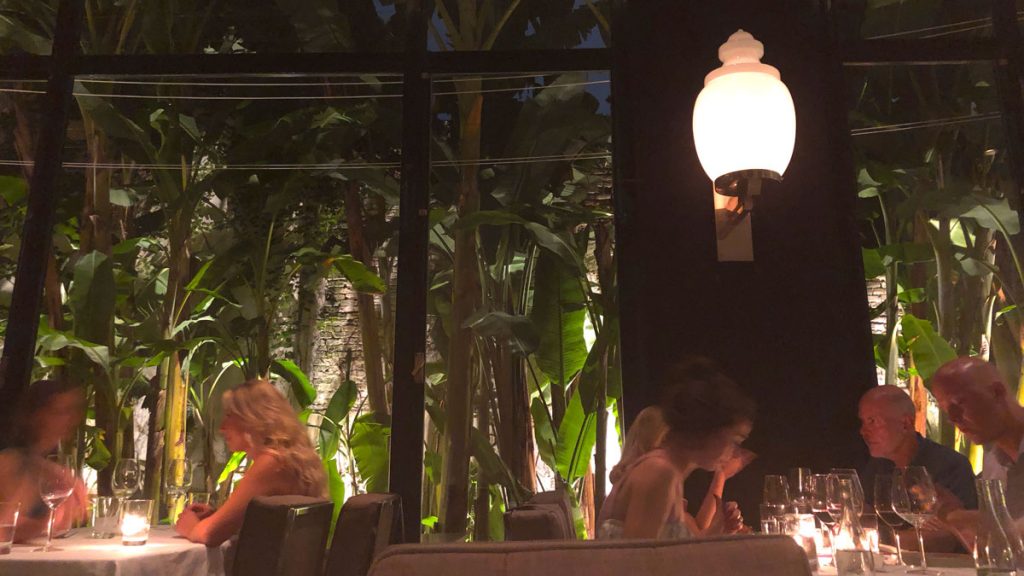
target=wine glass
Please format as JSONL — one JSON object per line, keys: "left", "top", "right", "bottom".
{"left": 892, "top": 466, "right": 940, "bottom": 575}
{"left": 166, "top": 459, "right": 192, "bottom": 520}
{"left": 873, "top": 473, "right": 907, "bottom": 567}
{"left": 788, "top": 467, "right": 813, "bottom": 511}
{"left": 112, "top": 459, "right": 142, "bottom": 501}
{"left": 809, "top": 473, "right": 836, "bottom": 530}
{"left": 763, "top": 475, "right": 790, "bottom": 528}
{"left": 34, "top": 455, "right": 76, "bottom": 552}
{"left": 830, "top": 469, "right": 865, "bottom": 515}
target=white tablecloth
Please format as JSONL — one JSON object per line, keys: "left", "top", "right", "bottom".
{"left": 0, "top": 526, "right": 229, "bottom": 576}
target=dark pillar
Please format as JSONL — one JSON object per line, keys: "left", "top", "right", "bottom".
{"left": 613, "top": 0, "right": 876, "bottom": 518}
{"left": 0, "top": 0, "right": 83, "bottom": 445}
{"left": 388, "top": 0, "right": 432, "bottom": 543}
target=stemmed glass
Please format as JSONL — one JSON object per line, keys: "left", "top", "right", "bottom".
{"left": 112, "top": 459, "right": 142, "bottom": 501}
{"left": 166, "top": 459, "right": 192, "bottom": 521}
{"left": 763, "top": 475, "right": 791, "bottom": 524}
{"left": 874, "top": 473, "right": 907, "bottom": 567}
{"left": 809, "top": 474, "right": 836, "bottom": 531}
{"left": 35, "top": 455, "right": 76, "bottom": 552}
{"left": 892, "top": 466, "right": 941, "bottom": 575}
{"left": 830, "top": 469, "right": 865, "bottom": 515}
{"left": 788, "top": 467, "right": 813, "bottom": 512}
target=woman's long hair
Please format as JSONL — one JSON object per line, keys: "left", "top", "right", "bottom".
{"left": 609, "top": 405, "right": 668, "bottom": 485}
{"left": 221, "top": 379, "right": 326, "bottom": 497}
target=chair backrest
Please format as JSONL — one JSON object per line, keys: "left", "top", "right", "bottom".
{"left": 325, "top": 493, "right": 404, "bottom": 576}
{"left": 367, "top": 535, "right": 813, "bottom": 576}
{"left": 503, "top": 490, "right": 576, "bottom": 541}
{"left": 232, "top": 495, "right": 334, "bottom": 576}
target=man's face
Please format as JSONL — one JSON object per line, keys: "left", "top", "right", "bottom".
{"left": 858, "top": 398, "right": 911, "bottom": 459}
{"left": 932, "top": 381, "right": 1003, "bottom": 444}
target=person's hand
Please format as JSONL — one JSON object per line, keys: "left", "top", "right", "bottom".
{"left": 70, "top": 479, "right": 88, "bottom": 521}
{"left": 187, "top": 503, "right": 215, "bottom": 520}
{"left": 175, "top": 507, "right": 201, "bottom": 537}
{"left": 722, "top": 501, "right": 745, "bottom": 534}
{"left": 718, "top": 448, "right": 756, "bottom": 480}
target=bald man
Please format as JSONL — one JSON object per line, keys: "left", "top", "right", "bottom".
{"left": 932, "top": 357, "right": 1024, "bottom": 518}
{"left": 858, "top": 385, "right": 976, "bottom": 510}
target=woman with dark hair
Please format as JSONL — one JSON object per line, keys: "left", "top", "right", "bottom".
{"left": 0, "top": 379, "right": 88, "bottom": 542}
{"left": 598, "top": 359, "right": 756, "bottom": 539}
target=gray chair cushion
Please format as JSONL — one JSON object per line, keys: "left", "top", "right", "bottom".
{"left": 368, "top": 535, "right": 813, "bottom": 576}
{"left": 232, "top": 495, "right": 333, "bottom": 576}
{"left": 325, "top": 493, "right": 404, "bottom": 576}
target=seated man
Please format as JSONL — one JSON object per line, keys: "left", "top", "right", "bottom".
{"left": 858, "top": 385, "right": 976, "bottom": 552}
{"left": 859, "top": 385, "right": 977, "bottom": 509}
{"left": 930, "top": 357, "right": 1024, "bottom": 544}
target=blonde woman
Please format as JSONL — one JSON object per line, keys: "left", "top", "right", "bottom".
{"left": 175, "top": 379, "right": 327, "bottom": 546}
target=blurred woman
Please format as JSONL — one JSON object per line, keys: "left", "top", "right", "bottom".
{"left": 608, "top": 404, "right": 753, "bottom": 537}
{"left": 0, "top": 379, "right": 88, "bottom": 542}
{"left": 598, "top": 360, "right": 756, "bottom": 539}
{"left": 175, "top": 379, "right": 326, "bottom": 546}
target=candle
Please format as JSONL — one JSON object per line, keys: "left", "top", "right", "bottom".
{"left": 120, "top": 499, "right": 153, "bottom": 546}
{"left": 865, "top": 527, "right": 880, "bottom": 554}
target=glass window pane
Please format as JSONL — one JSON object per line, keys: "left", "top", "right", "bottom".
{"left": 0, "top": 1, "right": 56, "bottom": 55}
{"left": 837, "top": 0, "right": 995, "bottom": 41}
{"left": 429, "top": 0, "right": 609, "bottom": 51}
{"left": 77, "top": 1, "right": 401, "bottom": 54}
{"left": 848, "top": 61, "right": 1016, "bottom": 449}
{"left": 424, "top": 71, "right": 617, "bottom": 540}
{"left": 54, "top": 73, "right": 400, "bottom": 507}
{"left": 0, "top": 84, "right": 47, "bottom": 346}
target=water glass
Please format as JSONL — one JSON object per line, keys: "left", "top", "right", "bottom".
{"left": 781, "top": 513, "right": 819, "bottom": 571}
{"left": 760, "top": 503, "right": 784, "bottom": 534}
{"left": 0, "top": 502, "right": 19, "bottom": 555}
{"left": 90, "top": 496, "right": 118, "bottom": 539}
{"left": 120, "top": 499, "right": 154, "bottom": 546}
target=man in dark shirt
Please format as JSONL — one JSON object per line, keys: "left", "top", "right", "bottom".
{"left": 858, "top": 385, "right": 977, "bottom": 510}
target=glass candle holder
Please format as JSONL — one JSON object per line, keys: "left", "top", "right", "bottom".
{"left": 0, "top": 502, "right": 19, "bottom": 555}
{"left": 120, "top": 499, "right": 153, "bottom": 546}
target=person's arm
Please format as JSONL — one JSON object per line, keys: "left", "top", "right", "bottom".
{"left": 695, "top": 472, "right": 726, "bottom": 532}
{"left": 696, "top": 448, "right": 754, "bottom": 533}
{"left": 178, "top": 457, "right": 281, "bottom": 546}
{"left": 622, "top": 462, "right": 677, "bottom": 539}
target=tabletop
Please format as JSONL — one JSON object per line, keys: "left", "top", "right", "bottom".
{"left": 0, "top": 526, "right": 229, "bottom": 576}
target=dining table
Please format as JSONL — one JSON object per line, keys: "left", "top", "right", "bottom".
{"left": 815, "top": 550, "right": 976, "bottom": 575}
{"left": 0, "top": 526, "right": 231, "bottom": 576}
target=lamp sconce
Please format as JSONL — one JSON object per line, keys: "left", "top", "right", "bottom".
{"left": 692, "top": 30, "right": 796, "bottom": 261}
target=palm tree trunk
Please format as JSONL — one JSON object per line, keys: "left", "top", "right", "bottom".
{"left": 440, "top": 83, "right": 483, "bottom": 536}
{"left": 344, "top": 183, "right": 390, "bottom": 421}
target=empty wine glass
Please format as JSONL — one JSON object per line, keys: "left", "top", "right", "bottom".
{"left": 809, "top": 474, "right": 836, "bottom": 530}
{"left": 873, "top": 473, "right": 907, "bottom": 567}
{"left": 763, "top": 475, "right": 790, "bottom": 527}
{"left": 112, "top": 459, "right": 142, "bottom": 501}
{"left": 788, "top": 467, "right": 813, "bottom": 511}
{"left": 892, "top": 466, "right": 941, "bottom": 575}
{"left": 34, "top": 454, "right": 76, "bottom": 552}
{"left": 830, "top": 469, "right": 865, "bottom": 515}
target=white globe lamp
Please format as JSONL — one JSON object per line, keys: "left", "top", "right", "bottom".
{"left": 693, "top": 30, "right": 796, "bottom": 205}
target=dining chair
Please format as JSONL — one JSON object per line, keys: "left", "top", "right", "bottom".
{"left": 324, "top": 493, "right": 404, "bottom": 576}
{"left": 232, "top": 495, "right": 334, "bottom": 576}
{"left": 504, "top": 489, "right": 577, "bottom": 540}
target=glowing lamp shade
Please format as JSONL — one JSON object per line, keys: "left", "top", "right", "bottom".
{"left": 693, "top": 30, "right": 795, "bottom": 189}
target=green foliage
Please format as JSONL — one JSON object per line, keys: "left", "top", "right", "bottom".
{"left": 901, "top": 314, "right": 957, "bottom": 382}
